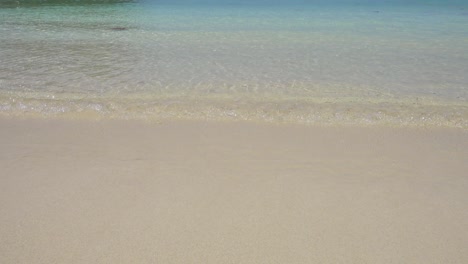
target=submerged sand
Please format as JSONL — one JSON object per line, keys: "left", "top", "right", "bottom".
{"left": 0, "top": 118, "right": 467, "bottom": 263}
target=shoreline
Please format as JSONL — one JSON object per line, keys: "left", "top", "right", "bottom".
{"left": 2, "top": 91, "right": 468, "bottom": 129}
{"left": 1, "top": 117, "right": 467, "bottom": 263}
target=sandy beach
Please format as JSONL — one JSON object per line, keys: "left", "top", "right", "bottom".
{"left": 0, "top": 118, "right": 467, "bottom": 263}
{"left": 2, "top": 0, "right": 468, "bottom": 262}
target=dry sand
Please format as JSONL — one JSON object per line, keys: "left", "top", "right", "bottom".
{"left": 1, "top": 118, "right": 467, "bottom": 263}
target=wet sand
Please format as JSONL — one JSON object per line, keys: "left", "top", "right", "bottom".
{"left": 1, "top": 118, "right": 467, "bottom": 263}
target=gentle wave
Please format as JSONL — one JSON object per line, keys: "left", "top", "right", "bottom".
{"left": 1, "top": 91, "right": 467, "bottom": 128}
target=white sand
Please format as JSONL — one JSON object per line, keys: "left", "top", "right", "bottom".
{"left": 1, "top": 118, "right": 467, "bottom": 263}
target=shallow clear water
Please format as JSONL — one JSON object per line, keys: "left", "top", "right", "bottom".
{"left": 1, "top": 0, "right": 468, "bottom": 127}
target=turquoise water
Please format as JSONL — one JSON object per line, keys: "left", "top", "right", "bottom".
{"left": 1, "top": 0, "right": 468, "bottom": 127}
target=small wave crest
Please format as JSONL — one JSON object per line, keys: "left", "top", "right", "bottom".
{"left": 1, "top": 92, "right": 467, "bottom": 128}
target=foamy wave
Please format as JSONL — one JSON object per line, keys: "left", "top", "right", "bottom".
{"left": 1, "top": 92, "right": 467, "bottom": 128}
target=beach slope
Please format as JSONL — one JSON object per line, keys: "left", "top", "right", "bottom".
{"left": 1, "top": 118, "right": 467, "bottom": 263}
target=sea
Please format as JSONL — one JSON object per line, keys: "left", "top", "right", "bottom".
{"left": 1, "top": 0, "right": 467, "bottom": 127}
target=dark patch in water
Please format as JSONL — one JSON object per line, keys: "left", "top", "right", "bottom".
{"left": 373, "top": 10, "right": 380, "bottom": 13}
{"left": 110, "top": 27, "right": 128, "bottom": 31}
{"left": 1, "top": 0, "right": 136, "bottom": 8}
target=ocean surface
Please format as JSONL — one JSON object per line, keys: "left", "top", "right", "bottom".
{"left": 1, "top": 0, "right": 468, "bottom": 127}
